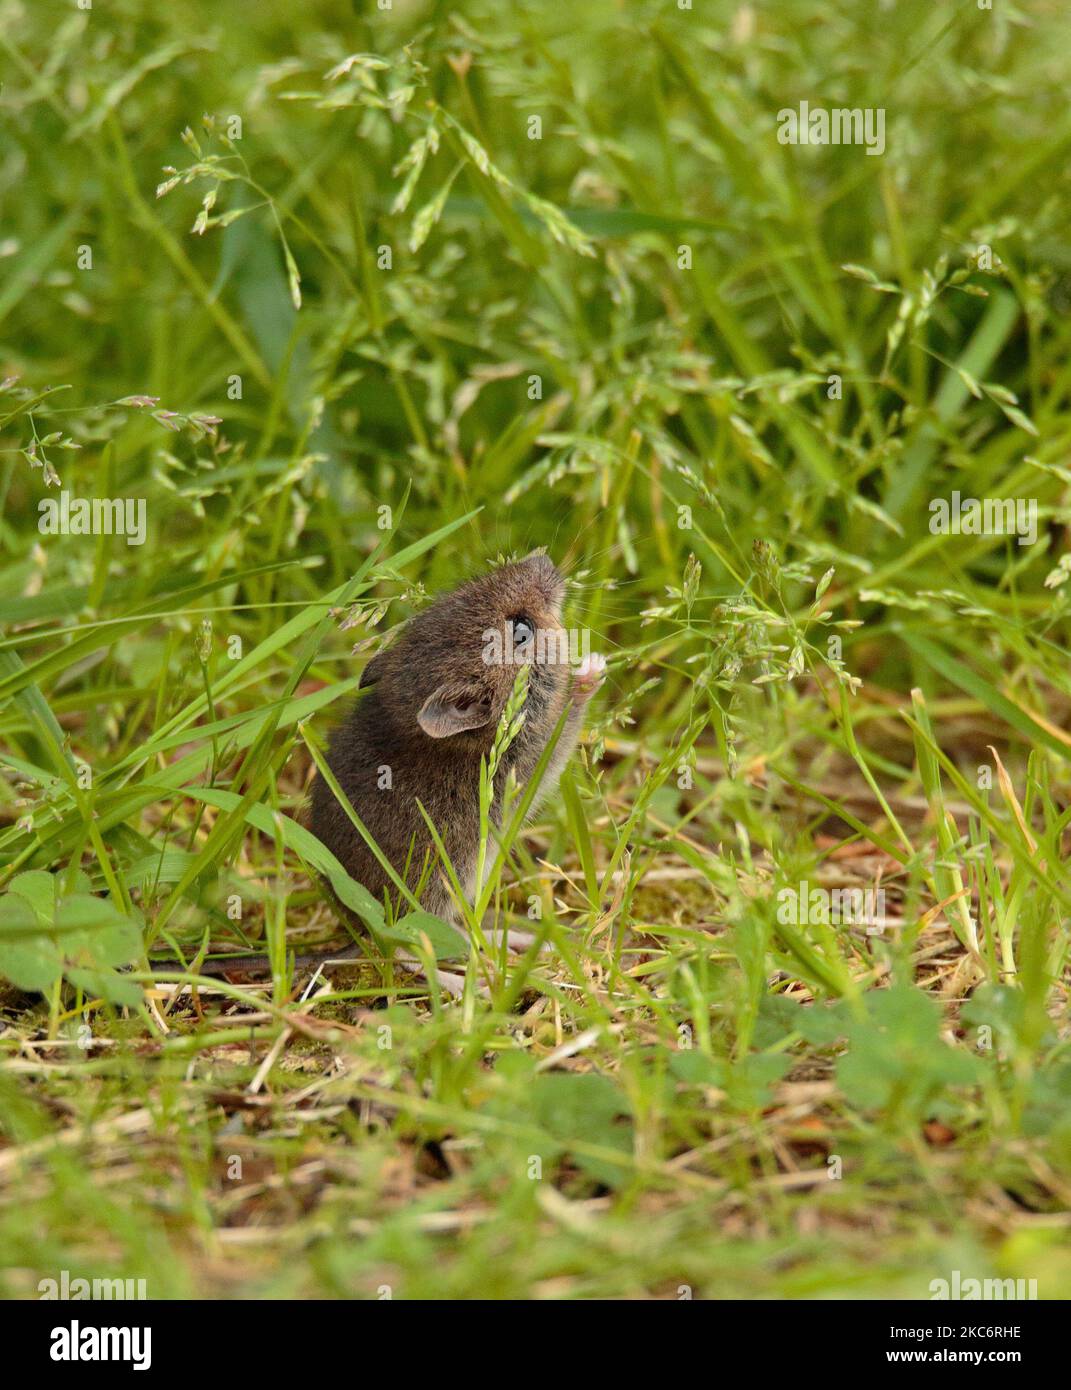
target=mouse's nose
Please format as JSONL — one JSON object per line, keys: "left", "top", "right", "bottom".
{"left": 521, "top": 549, "right": 563, "bottom": 591}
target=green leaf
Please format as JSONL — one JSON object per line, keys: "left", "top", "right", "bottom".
{"left": 0, "top": 897, "right": 62, "bottom": 992}
{"left": 669, "top": 1049, "right": 792, "bottom": 1110}
{"left": 125, "top": 850, "right": 201, "bottom": 890}
{"left": 758, "top": 994, "right": 849, "bottom": 1047}
{"left": 836, "top": 985, "right": 984, "bottom": 1114}
{"left": 54, "top": 896, "right": 143, "bottom": 967}
{"left": 960, "top": 984, "right": 1030, "bottom": 1049}
{"left": 7, "top": 870, "right": 58, "bottom": 923}
{"left": 530, "top": 1073, "right": 633, "bottom": 1189}
{"left": 65, "top": 965, "right": 143, "bottom": 1008}
{"left": 384, "top": 910, "right": 466, "bottom": 961}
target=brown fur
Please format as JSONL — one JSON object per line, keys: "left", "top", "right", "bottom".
{"left": 309, "top": 551, "right": 588, "bottom": 921}
{"left": 150, "top": 553, "right": 599, "bottom": 980}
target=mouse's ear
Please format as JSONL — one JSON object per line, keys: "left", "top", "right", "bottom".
{"left": 359, "top": 650, "right": 387, "bottom": 689}
{"left": 418, "top": 685, "right": 493, "bottom": 739}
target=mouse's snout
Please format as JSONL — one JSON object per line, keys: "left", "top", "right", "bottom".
{"left": 519, "top": 550, "right": 565, "bottom": 612}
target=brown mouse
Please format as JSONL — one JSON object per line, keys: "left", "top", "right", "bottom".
{"left": 310, "top": 549, "right": 603, "bottom": 923}
{"left": 159, "top": 552, "right": 604, "bottom": 982}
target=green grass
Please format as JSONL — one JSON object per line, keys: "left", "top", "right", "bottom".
{"left": 1, "top": 0, "right": 1070, "bottom": 1299}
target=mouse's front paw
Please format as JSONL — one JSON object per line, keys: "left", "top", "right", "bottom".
{"left": 571, "top": 652, "right": 606, "bottom": 703}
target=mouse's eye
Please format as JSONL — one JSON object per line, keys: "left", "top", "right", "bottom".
{"left": 511, "top": 616, "right": 535, "bottom": 649}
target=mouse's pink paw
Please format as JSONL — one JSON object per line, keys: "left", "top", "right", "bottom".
{"left": 571, "top": 652, "right": 606, "bottom": 703}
